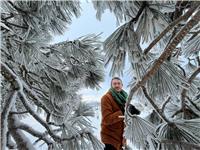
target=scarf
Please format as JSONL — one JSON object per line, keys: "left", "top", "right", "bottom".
{"left": 109, "top": 87, "right": 128, "bottom": 114}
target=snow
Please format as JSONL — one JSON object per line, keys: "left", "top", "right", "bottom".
{"left": 21, "top": 115, "right": 48, "bottom": 149}
{"left": 16, "top": 129, "right": 36, "bottom": 150}
{"left": 1, "top": 63, "right": 22, "bottom": 150}
{"left": 8, "top": 107, "right": 36, "bottom": 150}
{"left": 1, "top": 91, "right": 17, "bottom": 150}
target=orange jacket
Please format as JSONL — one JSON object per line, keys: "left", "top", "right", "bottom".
{"left": 100, "top": 91, "right": 126, "bottom": 150}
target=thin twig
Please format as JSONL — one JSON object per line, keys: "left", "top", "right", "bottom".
{"left": 171, "top": 109, "right": 182, "bottom": 118}
{"left": 1, "top": 91, "right": 18, "bottom": 150}
{"left": 130, "top": 1, "right": 147, "bottom": 24}
{"left": 141, "top": 86, "right": 170, "bottom": 123}
{"left": 1, "top": 20, "right": 28, "bottom": 29}
{"left": 161, "top": 96, "right": 171, "bottom": 113}
{"left": 7, "top": 1, "right": 27, "bottom": 14}
{"left": 181, "top": 67, "right": 200, "bottom": 118}
{"left": 10, "top": 111, "right": 28, "bottom": 115}
{"left": 13, "top": 122, "right": 53, "bottom": 146}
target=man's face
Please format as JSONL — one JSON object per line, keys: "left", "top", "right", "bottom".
{"left": 111, "top": 79, "right": 123, "bottom": 92}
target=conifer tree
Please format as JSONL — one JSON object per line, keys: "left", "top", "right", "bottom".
{"left": 1, "top": 1, "right": 200, "bottom": 150}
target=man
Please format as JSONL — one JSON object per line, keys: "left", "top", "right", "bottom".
{"left": 100, "top": 77, "right": 140, "bottom": 150}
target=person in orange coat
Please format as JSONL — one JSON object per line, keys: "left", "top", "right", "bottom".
{"left": 100, "top": 77, "right": 128, "bottom": 150}
{"left": 100, "top": 77, "right": 140, "bottom": 150}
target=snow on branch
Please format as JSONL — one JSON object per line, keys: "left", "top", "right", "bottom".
{"left": 1, "top": 62, "right": 23, "bottom": 150}
{"left": 8, "top": 107, "right": 36, "bottom": 150}
{"left": 1, "top": 91, "right": 17, "bottom": 150}
{"left": 1, "top": 62, "right": 102, "bottom": 149}
{"left": 181, "top": 67, "right": 200, "bottom": 118}
{"left": 126, "top": 8, "right": 200, "bottom": 112}
{"left": 143, "top": 2, "right": 199, "bottom": 55}
{"left": 141, "top": 86, "right": 170, "bottom": 123}
{"left": 14, "top": 122, "right": 53, "bottom": 146}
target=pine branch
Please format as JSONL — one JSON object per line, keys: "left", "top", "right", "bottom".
{"left": 62, "top": 129, "right": 92, "bottom": 141}
{"left": 196, "top": 56, "right": 200, "bottom": 66}
{"left": 10, "top": 111, "right": 29, "bottom": 114}
{"left": 33, "top": 128, "right": 62, "bottom": 145}
{"left": 175, "top": 64, "right": 186, "bottom": 77}
{"left": 7, "top": 1, "right": 27, "bottom": 14}
{"left": 17, "top": 91, "right": 62, "bottom": 142}
{"left": 1, "top": 62, "right": 61, "bottom": 142}
{"left": 126, "top": 8, "right": 200, "bottom": 111}
{"left": 161, "top": 140, "right": 200, "bottom": 149}
{"left": 1, "top": 91, "right": 17, "bottom": 150}
{"left": 18, "top": 66, "right": 63, "bottom": 118}
{"left": 1, "top": 62, "right": 100, "bottom": 147}
{"left": 181, "top": 67, "right": 200, "bottom": 118}
{"left": 47, "top": 122, "right": 63, "bottom": 127}
{"left": 1, "top": 13, "right": 14, "bottom": 21}
{"left": 8, "top": 109, "right": 36, "bottom": 150}
{"left": 130, "top": 1, "right": 147, "bottom": 23}
{"left": 188, "top": 30, "right": 200, "bottom": 42}
{"left": 22, "top": 80, "right": 64, "bottom": 118}
{"left": 171, "top": 109, "right": 182, "bottom": 118}
{"left": 186, "top": 96, "right": 200, "bottom": 112}
{"left": 14, "top": 122, "right": 53, "bottom": 146}
{"left": 161, "top": 96, "right": 171, "bottom": 113}
{"left": 1, "top": 63, "right": 22, "bottom": 150}
{"left": 186, "top": 66, "right": 200, "bottom": 85}
{"left": 143, "top": 2, "right": 199, "bottom": 55}
{"left": 1, "top": 20, "right": 28, "bottom": 29}
{"left": 18, "top": 92, "right": 97, "bottom": 143}
{"left": 141, "top": 86, "right": 170, "bottom": 123}
{"left": 6, "top": 132, "right": 17, "bottom": 149}
{"left": 171, "top": 67, "right": 200, "bottom": 118}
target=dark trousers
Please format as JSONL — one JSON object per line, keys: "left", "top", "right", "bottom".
{"left": 104, "top": 144, "right": 117, "bottom": 150}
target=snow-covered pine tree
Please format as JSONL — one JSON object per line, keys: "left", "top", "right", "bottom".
{"left": 1, "top": 1, "right": 104, "bottom": 150}
{"left": 92, "top": 1, "right": 200, "bottom": 150}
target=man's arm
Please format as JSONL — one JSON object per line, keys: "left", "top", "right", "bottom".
{"left": 101, "top": 95, "right": 123, "bottom": 125}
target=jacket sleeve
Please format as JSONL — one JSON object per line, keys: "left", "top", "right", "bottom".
{"left": 101, "top": 95, "right": 123, "bottom": 125}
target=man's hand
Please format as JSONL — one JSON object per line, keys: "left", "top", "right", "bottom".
{"left": 118, "top": 115, "right": 125, "bottom": 118}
